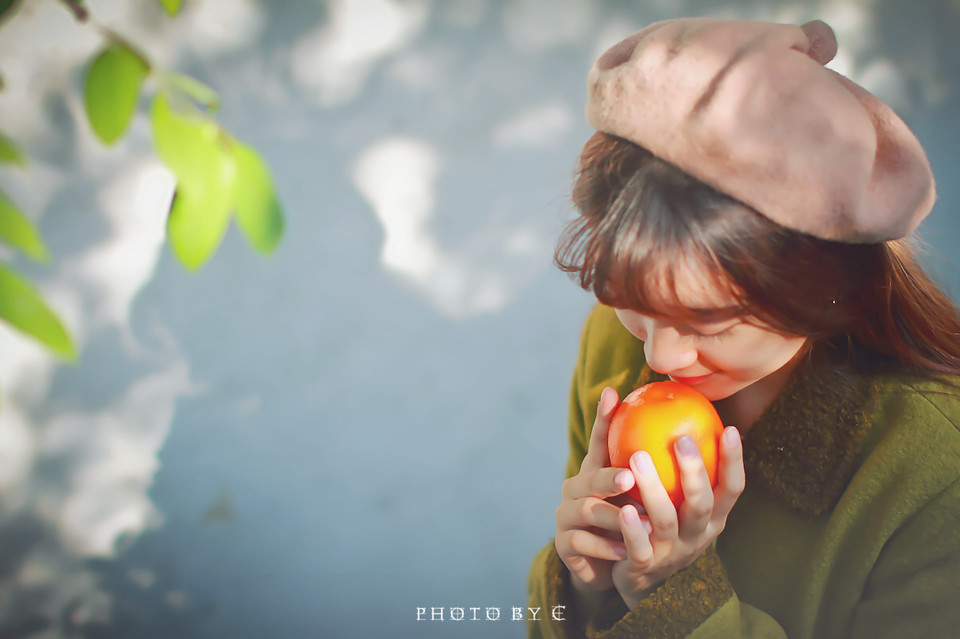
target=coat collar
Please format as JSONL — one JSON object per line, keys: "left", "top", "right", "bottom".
{"left": 637, "top": 361, "right": 883, "bottom": 517}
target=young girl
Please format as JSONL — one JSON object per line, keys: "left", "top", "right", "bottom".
{"left": 527, "top": 17, "right": 960, "bottom": 639}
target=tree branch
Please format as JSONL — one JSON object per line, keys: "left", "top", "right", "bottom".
{"left": 56, "top": 0, "right": 89, "bottom": 23}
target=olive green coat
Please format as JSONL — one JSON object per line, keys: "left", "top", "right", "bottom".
{"left": 527, "top": 304, "right": 960, "bottom": 638}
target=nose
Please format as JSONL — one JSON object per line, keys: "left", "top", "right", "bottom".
{"left": 643, "top": 325, "right": 698, "bottom": 375}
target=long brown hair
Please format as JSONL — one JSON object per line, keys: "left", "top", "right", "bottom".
{"left": 556, "top": 132, "right": 960, "bottom": 375}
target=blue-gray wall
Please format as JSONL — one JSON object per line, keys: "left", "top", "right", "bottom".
{"left": 0, "top": 1, "right": 956, "bottom": 637}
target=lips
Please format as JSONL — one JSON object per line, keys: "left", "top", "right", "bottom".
{"left": 670, "top": 373, "right": 713, "bottom": 385}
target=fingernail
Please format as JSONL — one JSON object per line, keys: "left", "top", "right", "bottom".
{"left": 614, "top": 471, "right": 632, "bottom": 492}
{"left": 621, "top": 505, "right": 640, "bottom": 525}
{"left": 597, "top": 388, "right": 608, "bottom": 410}
{"left": 724, "top": 426, "right": 741, "bottom": 447}
{"left": 614, "top": 544, "right": 628, "bottom": 559}
{"left": 631, "top": 451, "right": 654, "bottom": 475}
{"left": 599, "top": 387, "right": 618, "bottom": 413}
{"left": 676, "top": 436, "right": 698, "bottom": 458}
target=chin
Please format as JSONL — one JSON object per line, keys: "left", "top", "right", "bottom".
{"left": 698, "top": 379, "right": 748, "bottom": 403}
{"left": 701, "top": 389, "right": 732, "bottom": 402}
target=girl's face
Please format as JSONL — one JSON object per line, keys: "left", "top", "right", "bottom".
{"left": 612, "top": 269, "right": 808, "bottom": 402}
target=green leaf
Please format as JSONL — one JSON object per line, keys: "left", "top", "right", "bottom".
{"left": 150, "top": 93, "right": 236, "bottom": 270}
{"left": 150, "top": 92, "right": 219, "bottom": 178}
{"left": 157, "top": 0, "right": 183, "bottom": 16}
{"left": 233, "top": 142, "right": 284, "bottom": 254}
{"left": 85, "top": 43, "right": 149, "bottom": 144}
{"left": 165, "top": 177, "right": 235, "bottom": 271}
{"left": 162, "top": 72, "right": 220, "bottom": 112}
{"left": 0, "top": 0, "right": 19, "bottom": 23}
{"left": 0, "top": 263, "right": 75, "bottom": 360}
{"left": 0, "top": 190, "right": 48, "bottom": 262}
{"left": 0, "top": 132, "right": 26, "bottom": 166}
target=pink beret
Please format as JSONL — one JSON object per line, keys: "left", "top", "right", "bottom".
{"left": 586, "top": 18, "right": 936, "bottom": 242}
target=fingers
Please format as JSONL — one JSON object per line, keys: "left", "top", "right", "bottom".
{"left": 611, "top": 429, "right": 745, "bottom": 600}
{"left": 556, "top": 495, "right": 624, "bottom": 533}
{"left": 567, "top": 557, "right": 613, "bottom": 592}
{"left": 556, "top": 528, "right": 628, "bottom": 564}
{"left": 629, "top": 451, "right": 678, "bottom": 541}
{"left": 618, "top": 504, "right": 654, "bottom": 564}
{"left": 557, "top": 539, "right": 619, "bottom": 592}
{"left": 712, "top": 426, "right": 745, "bottom": 521}
{"left": 554, "top": 387, "right": 632, "bottom": 589}
{"left": 561, "top": 465, "right": 635, "bottom": 503}
{"left": 674, "top": 436, "right": 714, "bottom": 539}
{"left": 580, "top": 386, "right": 620, "bottom": 472}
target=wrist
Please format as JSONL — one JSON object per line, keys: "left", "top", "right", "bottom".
{"left": 586, "top": 549, "right": 733, "bottom": 637}
{"left": 569, "top": 573, "right": 612, "bottom": 620}
{"left": 613, "top": 561, "right": 670, "bottom": 608}
{"left": 618, "top": 584, "right": 655, "bottom": 610}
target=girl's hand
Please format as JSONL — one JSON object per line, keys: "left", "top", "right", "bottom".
{"left": 612, "top": 426, "right": 745, "bottom": 607}
{"left": 555, "top": 387, "right": 643, "bottom": 592}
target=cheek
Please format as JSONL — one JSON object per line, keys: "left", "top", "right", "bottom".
{"left": 767, "top": 335, "right": 807, "bottom": 361}
{"left": 706, "top": 335, "right": 805, "bottom": 377}
{"left": 740, "top": 336, "right": 806, "bottom": 373}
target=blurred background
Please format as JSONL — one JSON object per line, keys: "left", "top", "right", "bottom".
{"left": 0, "top": 0, "right": 956, "bottom": 637}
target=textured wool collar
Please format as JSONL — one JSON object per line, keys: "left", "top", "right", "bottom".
{"left": 638, "top": 361, "right": 883, "bottom": 517}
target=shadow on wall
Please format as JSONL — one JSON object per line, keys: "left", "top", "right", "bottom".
{"left": 0, "top": 0, "right": 955, "bottom": 637}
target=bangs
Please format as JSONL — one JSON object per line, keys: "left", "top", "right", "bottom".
{"left": 599, "top": 246, "right": 744, "bottom": 323}
{"left": 556, "top": 138, "right": 750, "bottom": 323}
{"left": 558, "top": 132, "right": 924, "bottom": 354}
{"left": 559, "top": 206, "right": 747, "bottom": 323}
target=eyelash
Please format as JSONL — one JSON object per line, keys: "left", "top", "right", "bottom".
{"left": 694, "top": 327, "right": 734, "bottom": 341}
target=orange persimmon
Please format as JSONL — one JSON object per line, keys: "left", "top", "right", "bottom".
{"left": 607, "top": 381, "right": 724, "bottom": 509}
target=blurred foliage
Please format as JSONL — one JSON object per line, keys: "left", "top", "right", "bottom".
{"left": 0, "top": 0, "right": 17, "bottom": 22}
{"left": 85, "top": 42, "right": 150, "bottom": 144}
{"left": 156, "top": 0, "right": 183, "bottom": 16}
{"left": 0, "top": 0, "right": 285, "bottom": 365}
{"left": 0, "top": 263, "right": 75, "bottom": 361}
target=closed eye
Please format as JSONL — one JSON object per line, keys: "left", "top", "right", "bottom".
{"left": 696, "top": 327, "right": 734, "bottom": 341}
{"left": 682, "top": 321, "right": 740, "bottom": 341}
